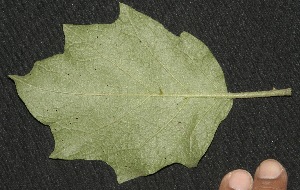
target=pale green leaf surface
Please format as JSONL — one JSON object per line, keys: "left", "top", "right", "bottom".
{"left": 10, "top": 3, "right": 233, "bottom": 183}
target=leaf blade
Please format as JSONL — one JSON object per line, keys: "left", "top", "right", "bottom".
{"left": 11, "top": 3, "right": 233, "bottom": 183}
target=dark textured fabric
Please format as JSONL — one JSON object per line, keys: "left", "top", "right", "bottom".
{"left": 0, "top": 0, "right": 299, "bottom": 189}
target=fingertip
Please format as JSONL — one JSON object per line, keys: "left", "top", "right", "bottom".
{"left": 256, "top": 159, "right": 284, "bottom": 179}
{"left": 219, "top": 169, "right": 253, "bottom": 190}
{"left": 253, "top": 159, "right": 288, "bottom": 190}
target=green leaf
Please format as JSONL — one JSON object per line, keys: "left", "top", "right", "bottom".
{"left": 9, "top": 3, "right": 291, "bottom": 183}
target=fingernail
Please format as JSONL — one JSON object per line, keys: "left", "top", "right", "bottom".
{"left": 228, "top": 170, "right": 252, "bottom": 190}
{"left": 257, "top": 159, "right": 283, "bottom": 179}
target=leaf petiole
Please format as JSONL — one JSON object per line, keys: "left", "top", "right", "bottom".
{"left": 209, "top": 88, "right": 292, "bottom": 99}
{"left": 154, "top": 88, "right": 292, "bottom": 99}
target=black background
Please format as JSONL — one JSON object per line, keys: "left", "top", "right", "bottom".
{"left": 1, "top": 0, "right": 299, "bottom": 189}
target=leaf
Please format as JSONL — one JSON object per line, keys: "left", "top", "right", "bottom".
{"left": 9, "top": 3, "right": 291, "bottom": 183}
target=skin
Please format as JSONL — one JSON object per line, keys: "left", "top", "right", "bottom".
{"left": 219, "top": 159, "right": 288, "bottom": 190}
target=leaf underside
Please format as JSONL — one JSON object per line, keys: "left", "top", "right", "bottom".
{"left": 10, "top": 3, "right": 233, "bottom": 183}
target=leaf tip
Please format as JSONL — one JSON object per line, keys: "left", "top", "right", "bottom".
{"left": 119, "top": 2, "right": 136, "bottom": 18}
{"left": 116, "top": 176, "right": 126, "bottom": 184}
{"left": 116, "top": 174, "right": 136, "bottom": 184}
{"left": 49, "top": 152, "right": 60, "bottom": 160}
{"left": 62, "top": 24, "right": 73, "bottom": 34}
{"left": 119, "top": 2, "right": 129, "bottom": 9}
{"left": 8, "top": 74, "right": 21, "bottom": 82}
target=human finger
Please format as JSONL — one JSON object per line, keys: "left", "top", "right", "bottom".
{"left": 253, "top": 159, "right": 288, "bottom": 190}
{"left": 219, "top": 169, "right": 253, "bottom": 190}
